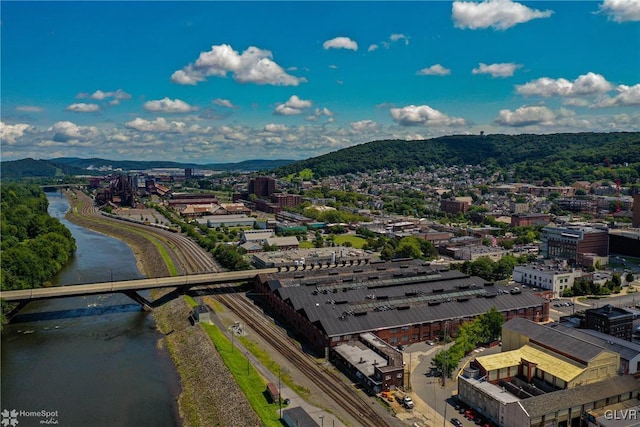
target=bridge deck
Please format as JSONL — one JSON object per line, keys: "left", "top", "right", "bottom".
{"left": 1, "top": 268, "right": 278, "bottom": 302}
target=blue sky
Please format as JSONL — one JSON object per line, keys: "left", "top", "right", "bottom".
{"left": 1, "top": 1, "right": 639, "bottom": 163}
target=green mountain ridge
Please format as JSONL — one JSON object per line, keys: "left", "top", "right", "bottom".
{"left": 273, "top": 132, "right": 640, "bottom": 184}
{"left": 0, "top": 158, "right": 295, "bottom": 180}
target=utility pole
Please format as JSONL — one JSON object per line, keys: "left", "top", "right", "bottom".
{"left": 279, "top": 368, "right": 282, "bottom": 419}
{"left": 442, "top": 320, "right": 449, "bottom": 427}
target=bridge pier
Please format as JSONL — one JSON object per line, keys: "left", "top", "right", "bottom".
{"left": 123, "top": 291, "right": 153, "bottom": 311}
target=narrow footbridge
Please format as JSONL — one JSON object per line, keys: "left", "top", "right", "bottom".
{"left": 1, "top": 268, "right": 278, "bottom": 310}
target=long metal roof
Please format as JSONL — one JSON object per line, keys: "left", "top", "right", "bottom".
{"left": 273, "top": 268, "right": 546, "bottom": 337}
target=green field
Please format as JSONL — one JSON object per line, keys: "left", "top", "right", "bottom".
{"left": 299, "top": 240, "right": 314, "bottom": 249}
{"left": 333, "top": 235, "right": 367, "bottom": 249}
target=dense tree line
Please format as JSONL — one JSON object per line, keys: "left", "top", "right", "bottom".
{"left": 456, "top": 254, "right": 536, "bottom": 282}
{"left": 273, "top": 132, "right": 640, "bottom": 183}
{"left": 1, "top": 184, "right": 76, "bottom": 291}
{"left": 432, "top": 308, "right": 504, "bottom": 378}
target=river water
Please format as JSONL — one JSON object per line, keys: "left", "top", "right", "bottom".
{"left": 1, "top": 191, "right": 181, "bottom": 427}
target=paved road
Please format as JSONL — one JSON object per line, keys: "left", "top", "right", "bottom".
{"left": 404, "top": 341, "right": 501, "bottom": 427}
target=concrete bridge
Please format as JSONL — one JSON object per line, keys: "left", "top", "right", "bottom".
{"left": 1, "top": 268, "right": 278, "bottom": 311}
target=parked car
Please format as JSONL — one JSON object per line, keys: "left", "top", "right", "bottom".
{"left": 403, "top": 396, "right": 414, "bottom": 409}
{"left": 451, "top": 418, "right": 463, "bottom": 427}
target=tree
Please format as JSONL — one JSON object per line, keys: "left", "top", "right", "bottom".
{"left": 394, "top": 236, "right": 422, "bottom": 259}
{"left": 626, "top": 272, "right": 635, "bottom": 283}
{"left": 480, "top": 308, "right": 504, "bottom": 342}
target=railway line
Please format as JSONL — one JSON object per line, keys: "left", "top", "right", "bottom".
{"left": 68, "top": 189, "right": 219, "bottom": 275}
{"left": 217, "top": 294, "right": 393, "bottom": 427}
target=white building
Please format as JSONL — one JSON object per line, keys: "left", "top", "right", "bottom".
{"left": 512, "top": 263, "right": 575, "bottom": 297}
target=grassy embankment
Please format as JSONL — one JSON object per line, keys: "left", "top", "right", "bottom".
{"left": 69, "top": 195, "right": 178, "bottom": 276}
{"left": 201, "top": 297, "right": 310, "bottom": 410}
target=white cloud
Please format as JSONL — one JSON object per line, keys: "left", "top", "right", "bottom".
{"left": 144, "top": 97, "right": 198, "bottom": 113}
{"left": 329, "top": 64, "right": 338, "bottom": 69}
{"left": 213, "top": 98, "right": 236, "bottom": 109}
{"left": 452, "top": 0, "right": 553, "bottom": 30}
{"left": 416, "top": 64, "right": 451, "bottom": 76}
{"left": 65, "top": 103, "right": 100, "bottom": 113}
{"left": 0, "top": 122, "right": 34, "bottom": 144}
{"left": 472, "top": 62, "right": 521, "bottom": 77}
{"left": 594, "top": 84, "right": 640, "bottom": 107}
{"left": 305, "top": 108, "right": 332, "bottom": 122}
{"left": 125, "top": 117, "right": 185, "bottom": 133}
{"left": 90, "top": 89, "right": 132, "bottom": 101}
{"left": 274, "top": 95, "right": 313, "bottom": 115}
{"left": 390, "top": 33, "right": 409, "bottom": 45}
{"left": 171, "top": 44, "right": 305, "bottom": 86}
{"left": 368, "top": 44, "right": 379, "bottom": 52}
{"left": 16, "top": 106, "right": 44, "bottom": 113}
{"left": 494, "top": 106, "right": 556, "bottom": 127}
{"left": 390, "top": 105, "right": 466, "bottom": 126}
{"left": 350, "top": 120, "right": 379, "bottom": 132}
{"left": 264, "top": 124, "right": 288, "bottom": 133}
{"left": 598, "top": 0, "right": 640, "bottom": 22}
{"left": 516, "top": 72, "right": 614, "bottom": 97}
{"left": 50, "top": 121, "right": 99, "bottom": 141}
{"left": 323, "top": 37, "right": 358, "bottom": 51}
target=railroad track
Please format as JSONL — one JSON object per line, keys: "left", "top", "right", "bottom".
{"left": 217, "top": 294, "right": 391, "bottom": 427}
{"left": 69, "top": 189, "right": 219, "bottom": 274}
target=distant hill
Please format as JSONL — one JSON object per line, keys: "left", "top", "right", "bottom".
{"left": 0, "top": 158, "right": 91, "bottom": 179}
{"left": 0, "top": 158, "right": 295, "bottom": 180}
{"left": 273, "top": 132, "right": 640, "bottom": 183}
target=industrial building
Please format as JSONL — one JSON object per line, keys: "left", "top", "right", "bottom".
{"left": 458, "top": 318, "right": 639, "bottom": 427}
{"left": 252, "top": 260, "right": 549, "bottom": 356}
{"left": 552, "top": 323, "right": 640, "bottom": 375}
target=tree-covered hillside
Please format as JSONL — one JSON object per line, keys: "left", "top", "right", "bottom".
{"left": 273, "top": 132, "right": 640, "bottom": 183}
{"left": 0, "top": 157, "right": 295, "bottom": 179}
{"left": 0, "top": 158, "right": 91, "bottom": 179}
{"left": 0, "top": 184, "right": 76, "bottom": 291}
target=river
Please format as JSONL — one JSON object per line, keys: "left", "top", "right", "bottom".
{"left": 1, "top": 191, "right": 181, "bottom": 427}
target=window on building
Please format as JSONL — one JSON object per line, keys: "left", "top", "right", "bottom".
{"left": 385, "top": 375, "right": 391, "bottom": 381}
{"left": 397, "top": 373, "right": 403, "bottom": 378}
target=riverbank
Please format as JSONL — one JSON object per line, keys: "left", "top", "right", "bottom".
{"left": 62, "top": 190, "right": 258, "bottom": 426}
{"left": 152, "top": 290, "right": 261, "bottom": 427}
{"left": 63, "top": 190, "right": 169, "bottom": 278}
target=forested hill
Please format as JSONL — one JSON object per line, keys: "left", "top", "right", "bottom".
{"left": 0, "top": 157, "right": 294, "bottom": 180}
{"left": 273, "top": 132, "right": 640, "bottom": 183}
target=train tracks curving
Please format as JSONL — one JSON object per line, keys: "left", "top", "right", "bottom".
{"left": 217, "top": 294, "right": 392, "bottom": 427}
{"left": 67, "top": 189, "right": 219, "bottom": 275}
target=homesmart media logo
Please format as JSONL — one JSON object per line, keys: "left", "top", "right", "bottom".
{"left": 2, "top": 409, "right": 59, "bottom": 425}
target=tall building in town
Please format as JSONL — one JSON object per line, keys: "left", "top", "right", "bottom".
{"left": 540, "top": 225, "right": 608, "bottom": 267}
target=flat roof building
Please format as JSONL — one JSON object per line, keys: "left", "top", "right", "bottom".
{"left": 541, "top": 225, "right": 609, "bottom": 267}
{"left": 585, "top": 304, "right": 634, "bottom": 341}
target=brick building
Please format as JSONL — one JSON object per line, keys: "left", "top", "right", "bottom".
{"left": 271, "top": 193, "right": 303, "bottom": 209}
{"left": 540, "top": 225, "right": 609, "bottom": 267}
{"left": 440, "top": 199, "right": 469, "bottom": 214}
{"left": 249, "top": 176, "right": 275, "bottom": 198}
{"left": 510, "top": 213, "right": 551, "bottom": 227}
{"left": 253, "top": 260, "right": 549, "bottom": 356}
{"left": 585, "top": 304, "right": 634, "bottom": 341}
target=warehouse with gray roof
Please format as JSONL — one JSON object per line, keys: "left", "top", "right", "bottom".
{"left": 254, "top": 259, "right": 549, "bottom": 355}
